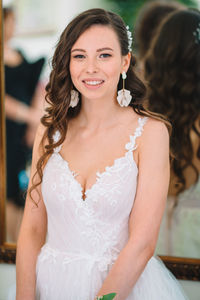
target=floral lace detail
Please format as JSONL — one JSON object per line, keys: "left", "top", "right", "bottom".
{"left": 39, "top": 243, "right": 120, "bottom": 274}
{"left": 125, "top": 117, "right": 148, "bottom": 151}
{"left": 37, "top": 115, "right": 188, "bottom": 300}
{"left": 40, "top": 117, "right": 148, "bottom": 276}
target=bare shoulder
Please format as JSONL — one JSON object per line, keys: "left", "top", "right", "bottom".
{"left": 138, "top": 117, "right": 170, "bottom": 162}
{"left": 141, "top": 117, "right": 169, "bottom": 144}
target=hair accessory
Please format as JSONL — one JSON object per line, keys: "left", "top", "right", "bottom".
{"left": 126, "top": 25, "right": 133, "bottom": 52}
{"left": 117, "top": 71, "right": 132, "bottom": 107}
{"left": 69, "top": 90, "right": 79, "bottom": 108}
{"left": 193, "top": 23, "right": 200, "bottom": 44}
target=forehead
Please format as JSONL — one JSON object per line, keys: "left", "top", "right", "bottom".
{"left": 71, "top": 25, "right": 121, "bottom": 51}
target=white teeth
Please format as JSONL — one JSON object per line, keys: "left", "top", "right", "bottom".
{"left": 84, "top": 80, "right": 103, "bottom": 86}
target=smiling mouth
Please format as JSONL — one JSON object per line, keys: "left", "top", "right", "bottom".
{"left": 83, "top": 80, "right": 104, "bottom": 86}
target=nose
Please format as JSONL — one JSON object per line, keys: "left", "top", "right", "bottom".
{"left": 85, "top": 57, "right": 98, "bottom": 74}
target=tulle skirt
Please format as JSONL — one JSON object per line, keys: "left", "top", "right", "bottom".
{"left": 36, "top": 245, "right": 188, "bottom": 300}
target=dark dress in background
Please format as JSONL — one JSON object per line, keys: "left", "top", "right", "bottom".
{"left": 5, "top": 51, "right": 45, "bottom": 207}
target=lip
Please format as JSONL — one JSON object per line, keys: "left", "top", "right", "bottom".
{"left": 82, "top": 78, "right": 105, "bottom": 90}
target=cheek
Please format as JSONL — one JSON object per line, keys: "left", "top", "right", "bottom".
{"left": 106, "top": 64, "right": 121, "bottom": 86}
{"left": 69, "top": 61, "right": 79, "bottom": 86}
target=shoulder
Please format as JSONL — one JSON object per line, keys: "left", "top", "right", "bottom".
{"left": 139, "top": 116, "right": 169, "bottom": 155}
{"left": 142, "top": 116, "right": 169, "bottom": 141}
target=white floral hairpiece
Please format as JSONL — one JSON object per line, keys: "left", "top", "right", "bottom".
{"left": 193, "top": 23, "right": 200, "bottom": 44}
{"left": 126, "top": 25, "right": 133, "bottom": 52}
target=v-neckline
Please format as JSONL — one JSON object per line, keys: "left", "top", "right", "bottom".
{"left": 56, "top": 150, "right": 136, "bottom": 201}
{"left": 52, "top": 117, "right": 147, "bottom": 201}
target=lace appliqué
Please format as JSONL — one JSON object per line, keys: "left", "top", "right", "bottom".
{"left": 39, "top": 243, "right": 120, "bottom": 274}
{"left": 125, "top": 117, "right": 148, "bottom": 151}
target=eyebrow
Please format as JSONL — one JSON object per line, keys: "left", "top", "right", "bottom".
{"left": 71, "top": 47, "right": 114, "bottom": 53}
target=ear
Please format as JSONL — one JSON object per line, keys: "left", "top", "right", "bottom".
{"left": 121, "top": 52, "right": 131, "bottom": 73}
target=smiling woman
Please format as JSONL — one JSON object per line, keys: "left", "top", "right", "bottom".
{"left": 13, "top": 8, "right": 191, "bottom": 300}
{"left": 1, "top": 3, "right": 200, "bottom": 300}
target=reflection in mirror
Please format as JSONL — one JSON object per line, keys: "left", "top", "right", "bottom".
{"left": 141, "top": 8, "right": 200, "bottom": 259}
{"left": 4, "top": 5, "right": 46, "bottom": 242}
{"left": 133, "top": 0, "right": 200, "bottom": 260}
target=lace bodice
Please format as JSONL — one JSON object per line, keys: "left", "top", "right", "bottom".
{"left": 41, "top": 117, "right": 148, "bottom": 273}
{"left": 36, "top": 116, "right": 188, "bottom": 300}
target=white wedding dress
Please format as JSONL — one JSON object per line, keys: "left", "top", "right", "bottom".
{"left": 36, "top": 117, "right": 188, "bottom": 300}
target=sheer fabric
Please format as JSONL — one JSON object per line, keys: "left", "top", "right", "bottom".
{"left": 36, "top": 117, "right": 188, "bottom": 300}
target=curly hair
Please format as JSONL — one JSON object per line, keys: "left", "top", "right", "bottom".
{"left": 144, "top": 9, "right": 200, "bottom": 195}
{"left": 134, "top": 0, "right": 185, "bottom": 59}
{"left": 29, "top": 8, "right": 170, "bottom": 205}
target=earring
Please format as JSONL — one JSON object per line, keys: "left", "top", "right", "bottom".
{"left": 117, "top": 71, "right": 132, "bottom": 107}
{"left": 69, "top": 90, "right": 79, "bottom": 108}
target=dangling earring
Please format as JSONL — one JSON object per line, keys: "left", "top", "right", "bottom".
{"left": 117, "top": 71, "right": 132, "bottom": 107}
{"left": 69, "top": 90, "right": 79, "bottom": 108}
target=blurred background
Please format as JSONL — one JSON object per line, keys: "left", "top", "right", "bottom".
{"left": 1, "top": 0, "right": 200, "bottom": 299}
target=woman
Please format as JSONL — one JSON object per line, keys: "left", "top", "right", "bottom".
{"left": 16, "top": 8, "right": 187, "bottom": 300}
{"left": 4, "top": 6, "right": 45, "bottom": 242}
{"left": 144, "top": 9, "right": 200, "bottom": 256}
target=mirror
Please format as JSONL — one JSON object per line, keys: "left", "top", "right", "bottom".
{"left": 0, "top": 0, "right": 200, "bottom": 281}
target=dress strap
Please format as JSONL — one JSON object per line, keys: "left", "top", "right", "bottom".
{"left": 52, "top": 130, "right": 62, "bottom": 153}
{"left": 125, "top": 117, "right": 148, "bottom": 152}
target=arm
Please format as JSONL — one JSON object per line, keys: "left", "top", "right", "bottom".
{"left": 5, "top": 94, "right": 42, "bottom": 126}
{"left": 96, "top": 119, "right": 170, "bottom": 300}
{"left": 16, "top": 124, "right": 47, "bottom": 300}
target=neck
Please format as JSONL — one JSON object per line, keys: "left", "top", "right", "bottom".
{"left": 77, "top": 93, "right": 121, "bottom": 130}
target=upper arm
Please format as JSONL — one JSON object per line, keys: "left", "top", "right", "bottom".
{"left": 19, "top": 123, "right": 47, "bottom": 241}
{"left": 129, "top": 119, "right": 170, "bottom": 250}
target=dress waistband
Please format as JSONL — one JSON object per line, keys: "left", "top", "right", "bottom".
{"left": 38, "top": 243, "right": 120, "bottom": 274}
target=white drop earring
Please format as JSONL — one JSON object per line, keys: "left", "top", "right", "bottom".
{"left": 117, "top": 71, "right": 132, "bottom": 107}
{"left": 69, "top": 90, "right": 79, "bottom": 108}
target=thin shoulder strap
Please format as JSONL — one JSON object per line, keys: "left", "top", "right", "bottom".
{"left": 125, "top": 117, "right": 148, "bottom": 152}
{"left": 52, "top": 130, "right": 63, "bottom": 153}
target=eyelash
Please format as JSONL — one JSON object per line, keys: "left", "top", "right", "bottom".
{"left": 73, "top": 54, "right": 85, "bottom": 59}
{"left": 72, "top": 53, "right": 112, "bottom": 59}
{"left": 99, "top": 53, "right": 112, "bottom": 58}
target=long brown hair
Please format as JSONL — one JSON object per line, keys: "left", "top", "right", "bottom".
{"left": 134, "top": 0, "right": 185, "bottom": 59}
{"left": 30, "top": 8, "right": 169, "bottom": 205}
{"left": 144, "top": 9, "right": 200, "bottom": 195}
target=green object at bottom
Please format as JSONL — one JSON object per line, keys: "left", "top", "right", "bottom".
{"left": 102, "top": 293, "right": 117, "bottom": 300}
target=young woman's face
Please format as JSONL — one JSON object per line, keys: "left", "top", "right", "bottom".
{"left": 69, "top": 25, "right": 130, "bottom": 102}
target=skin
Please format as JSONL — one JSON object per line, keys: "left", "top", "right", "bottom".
{"left": 16, "top": 25, "right": 170, "bottom": 300}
